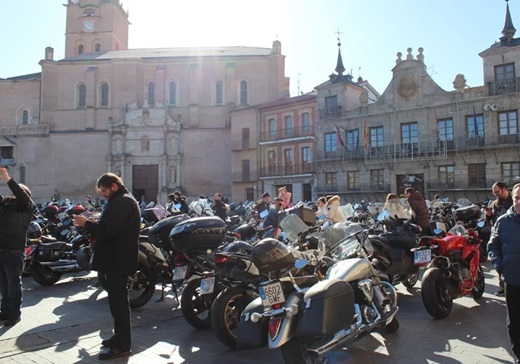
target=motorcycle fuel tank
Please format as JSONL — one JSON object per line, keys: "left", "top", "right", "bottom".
{"left": 326, "top": 257, "right": 373, "bottom": 282}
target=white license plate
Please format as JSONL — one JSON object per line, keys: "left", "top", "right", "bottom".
{"left": 172, "top": 266, "right": 188, "bottom": 281}
{"left": 259, "top": 281, "right": 285, "bottom": 308}
{"left": 199, "top": 277, "right": 215, "bottom": 295}
{"left": 414, "top": 249, "right": 431, "bottom": 264}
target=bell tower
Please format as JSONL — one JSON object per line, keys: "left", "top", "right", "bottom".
{"left": 64, "top": 0, "right": 129, "bottom": 58}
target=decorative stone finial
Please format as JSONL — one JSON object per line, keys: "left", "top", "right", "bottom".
{"left": 416, "top": 47, "right": 424, "bottom": 62}
{"left": 396, "top": 52, "right": 403, "bottom": 64}
{"left": 406, "top": 48, "right": 413, "bottom": 60}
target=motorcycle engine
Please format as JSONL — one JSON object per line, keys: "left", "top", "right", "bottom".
{"left": 361, "top": 305, "right": 378, "bottom": 324}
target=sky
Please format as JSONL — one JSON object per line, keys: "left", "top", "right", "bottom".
{"left": 0, "top": 0, "right": 514, "bottom": 97}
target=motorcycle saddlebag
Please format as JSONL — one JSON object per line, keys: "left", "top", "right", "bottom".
{"left": 454, "top": 205, "right": 481, "bottom": 223}
{"left": 296, "top": 279, "right": 354, "bottom": 338}
{"left": 147, "top": 214, "right": 190, "bottom": 251}
{"left": 169, "top": 216, "right": 227, "bottom": 252}
{"left": 36, "top": 242, "right": 69, "bottom": 261}
{"left": 236, "top": 297, "right": 268, "bottom": 350}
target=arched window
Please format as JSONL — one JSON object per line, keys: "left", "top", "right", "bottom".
{"left": 147, "top": 82, "right": 155, "bottom": 106}
{"left": 240, "top": 80, "right": 248, "bottom": 105}
{"left": 100, "top": 82, "right": 109, "bottom": 107}
{"left": 95, "top": 43, "right": 101, "bottom": 52}
{"left": 77, "top": 84, "right": 86, "bottom": 108}
{"left": 169, "top": 81, "right": 177, "bottom": 105}
{"left": 215, "top": 80, "right": 223, "bottom": 105}
{"left": 22, "top": 110, "right": 29, "bottom": 125}
{"left": 19, "top": 166, "right": 26, "bottom": 184}
{"left": 78, "top": 44, "right": 84, "bottom": 55}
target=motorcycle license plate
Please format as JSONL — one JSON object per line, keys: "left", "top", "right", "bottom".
{"left": 414, "top": 249, "right": 431, "bottom": 264}
{"left": 172, "top": 266, "right": 188, "bottom": 281}
{"left": 259, "top": 281, "right": 285, "bottom": 308}
{"left": 199, "top": 277, "right": 215, "bottom": 295}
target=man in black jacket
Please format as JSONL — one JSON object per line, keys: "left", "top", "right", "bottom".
{"left": 0, "top": 167, "right": 35, "bottom": 326}
{"left": 73, "top": 173, "right": 140, "bottom": 360}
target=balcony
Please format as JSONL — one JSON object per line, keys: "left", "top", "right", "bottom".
{"left": 316, "top": 183, "right": 390, "bottom": 194}
{"left": 259, "top": 125, "right": 315, "bottom": 143}
{"left": 315, "top": 146, "right": 365, "bottom": 161}
{"left": 428, "top": 179, "right": 497, "bottom": 191}
{"left": 259, "top": 163, "right": 314, "bottom": 177}
{"left": 318, "top": 107, "right": 343, "bottom": 121}
{"left": 231, "top": 139, "right": 257, "bottom": 151}
{"left": 488, "top": 77, "right": 520, "bottom": 96}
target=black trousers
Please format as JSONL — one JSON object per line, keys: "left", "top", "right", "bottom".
{"left": 0, "top": 249, "right": 24, "bottom": 320}
{"left": 104, "top": 272, "right": 131, "bottom": 350}
{"left": 505, "top": 282, "right": 520, "bottom": 361}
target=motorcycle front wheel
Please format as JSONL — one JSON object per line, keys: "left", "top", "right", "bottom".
{"left": 471, "top": 265, "right": 485, "bottom": 299}
{"left": 31, "top": 263, "right": 63, "bottom": 286}
{"left": 181, "top": 278, "right": 224, "bottom": 329}
{"left": 127, "top": 269, "right": 157, "bottom": 309}
{"left": 421, "top": 267, "right": 453, "bottom": 319}
{"left": 211, "top": 286, "right": 257, "bottom": 349}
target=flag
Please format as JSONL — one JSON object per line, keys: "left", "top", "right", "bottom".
{"left": 364, "top": 120, "right": 369, "bottom": 150}
{"left": 336, "top": 127, "right": 346, "bottom": 148}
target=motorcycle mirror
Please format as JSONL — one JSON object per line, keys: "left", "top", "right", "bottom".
{"left": 476, "top": 221, "right": 486, "bottom": 228}
{"left": 353, "top": 203, "right": 361, "bottom": 210}
{"left": 61, "top": 230, "right": 68, "bottom": 236}
{"left": 294, "top": 259, "right": 308, "bottom": 269}
{"left": 322, "top": 221, "right": 330, "bottom": 229}
{"left": 433, "top": 228, "right": 443, "bottom": 235}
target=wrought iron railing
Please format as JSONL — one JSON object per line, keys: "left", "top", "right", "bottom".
{"left": 259, "top": 163, "right": 314, "bottom": 177}
{"left": 259, "top": 125, "right": 315, "bottom": 143}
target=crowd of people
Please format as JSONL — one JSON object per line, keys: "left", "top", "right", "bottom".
{"left": 1, "top": 176, "right": 519, "bottom": 362}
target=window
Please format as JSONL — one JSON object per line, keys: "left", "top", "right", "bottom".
{"left": 370, "top": 169, "right": 385, "bottom": 190}
{"left": 302, "top": 147, "right": 312, "bottom": 172}
{"left": 268, "top": 118, "right": 277, "bottom": 139}
{"left": 401, "top": 122, "right": 418, "bottom": 143}
{"left": 284, "top": 115, "right": 293, "bottom": 137}
{"left": 324, "top": 96, "right": 338, "bottom": 117}
{"left": 239, "top": 80, "right": 248, "bottom": 105}
{"left": 242, "top": 128, "right": 250, "bottom": 149}
{"left": 498, "top": 111, "right": 518, "bottom": 143}
{"left": 325, "top": 132, "right": 337, "bottom": 153}
{"left": 284, "top": 149, "right": 294, "bottom": 174}
{"left": 95, "top": 43, "right": 101, "bottom": 52}
{"left": 502, "top": 162, "right": 520, "bottom": 185}
{"left": 169, "top": 81, "right": 177, "bottom": 105}
{"left": 466, "top": 113, "right": 484, "bottom": 146}
{"left": 346, "top": 129, "right": 359, "bottom": 151}
{"left": 468, "top": 163, "right": 486, "bottom": 187}
{"left": 0, "top": 147, "right": 13, "bottom": 165}
{"left": 268, "top": 151, "right": 276, "bottom": 174}
{"left": 100, "top": 82, "right": 109, "bottom": 107}
{"left": 77, "top": 83, "right": 86, "bottom": 108}
{"left": 347, "top": 171, "right": 359, "bottom": 190}
{"left": 302, "top": 112, "right": 311, "bottom": 134}
{"left": 22, "top": 110, "right": 29, "bottom": 125}
{"left": 246, "top": 188, "right": 255, "bottom": 202}
{"left": 215, "top": 80, "right": 223, "bottom": 105}
{"left": 19, "top": 166, "right": 26, "bottom": 184}
{"left": 438, "top": 118, "right": 454, "bottom": 149}
{"left": 495, "top": 63, "right": 515, "bottom": 81}
{"left": 242, "top": 160, "right": 250, "bottom": 181}
{"left": 147, "top": 82, "right": 155, "bottom": 106}
{"left": 325, "top": 172, "right": 337, "bottom": 188}
{"left": 438, "top": 165, "right": 455, "bottom": 188}
{"left": 370, "top": 126, "right": 384, "bottom": 147}
{"left": 78, "top": 44, "right": 84, "bottom": 55}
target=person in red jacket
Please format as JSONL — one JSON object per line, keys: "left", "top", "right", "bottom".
{"left": 0, "top": 167, "right": 35, "bottom": 326}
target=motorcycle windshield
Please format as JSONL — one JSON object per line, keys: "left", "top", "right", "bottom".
{"left": 279, "top": 214, "right": 309, "bottom": 243}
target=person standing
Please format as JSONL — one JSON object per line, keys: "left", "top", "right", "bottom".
{"left": 487, "top": 183, "right": 520, "bottom": 364}
{"left": 254, "top": 192, "right": 271, "bottom": 219}
{"left": 278, "top": 186, "right": 292, "bottom": 208}
{"left": 73, "top": 173, "right": 140, "bottom": 360}
{"left": 212, "top": 193, "right": 227, "bottom": 221}
{"left": 485, "top": 181, "right": 513, "bottom": 297}
{"left": 0, "top": 167, "right": 35, "bottom": 326}
{"left": 325, "top": 195, "right": 346, "bottom": 223}
{"left": 404, "top": 187, "right": 430, "bottom": 234}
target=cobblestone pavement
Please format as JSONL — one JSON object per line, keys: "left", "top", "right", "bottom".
{"left": 0, "top": 263, "right": 516, "bottom": 363}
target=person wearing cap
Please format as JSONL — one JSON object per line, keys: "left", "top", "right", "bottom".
{"left": 254, "top": 192, "right": 271, "bottom": 216}
{"left": 259, "top": 197, "right": 284, "bottom": 238}
{"left": 0, "top": 167, "right": 35, "bottom": 326}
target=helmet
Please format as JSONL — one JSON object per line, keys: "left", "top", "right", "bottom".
{"left": 251, "top": 238, "right": 296, "bottom": 274}
{"left": 27, "top": 221, "right": 42, "bottom": 240}
{"left": 76, "top": 246, "right": 92, "bottom": 271}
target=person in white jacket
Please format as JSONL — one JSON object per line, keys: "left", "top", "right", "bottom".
{"left": 383, "top": 193, "right": 412, "bottom": 220}
{"left": 325, "top": 195, "right": 346, "bottom": 223}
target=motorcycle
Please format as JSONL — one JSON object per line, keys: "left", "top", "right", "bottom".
{"left": 412, "top": 223, "right": 485, "bottom": 319}
{"left": 237, "top": 224, "right": 399, "bottom": 363}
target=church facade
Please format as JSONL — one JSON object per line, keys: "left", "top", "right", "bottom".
{"left": 0, "top": 0, "right": 289, "bottom": 203}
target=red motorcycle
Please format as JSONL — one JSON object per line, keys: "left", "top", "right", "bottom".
{"left": 411, "top": 223, "right": 485, "bottom": 319}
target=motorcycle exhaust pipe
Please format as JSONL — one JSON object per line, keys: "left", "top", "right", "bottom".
{"left": 45, "top": 264, "right": 80, "bottom": 272}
